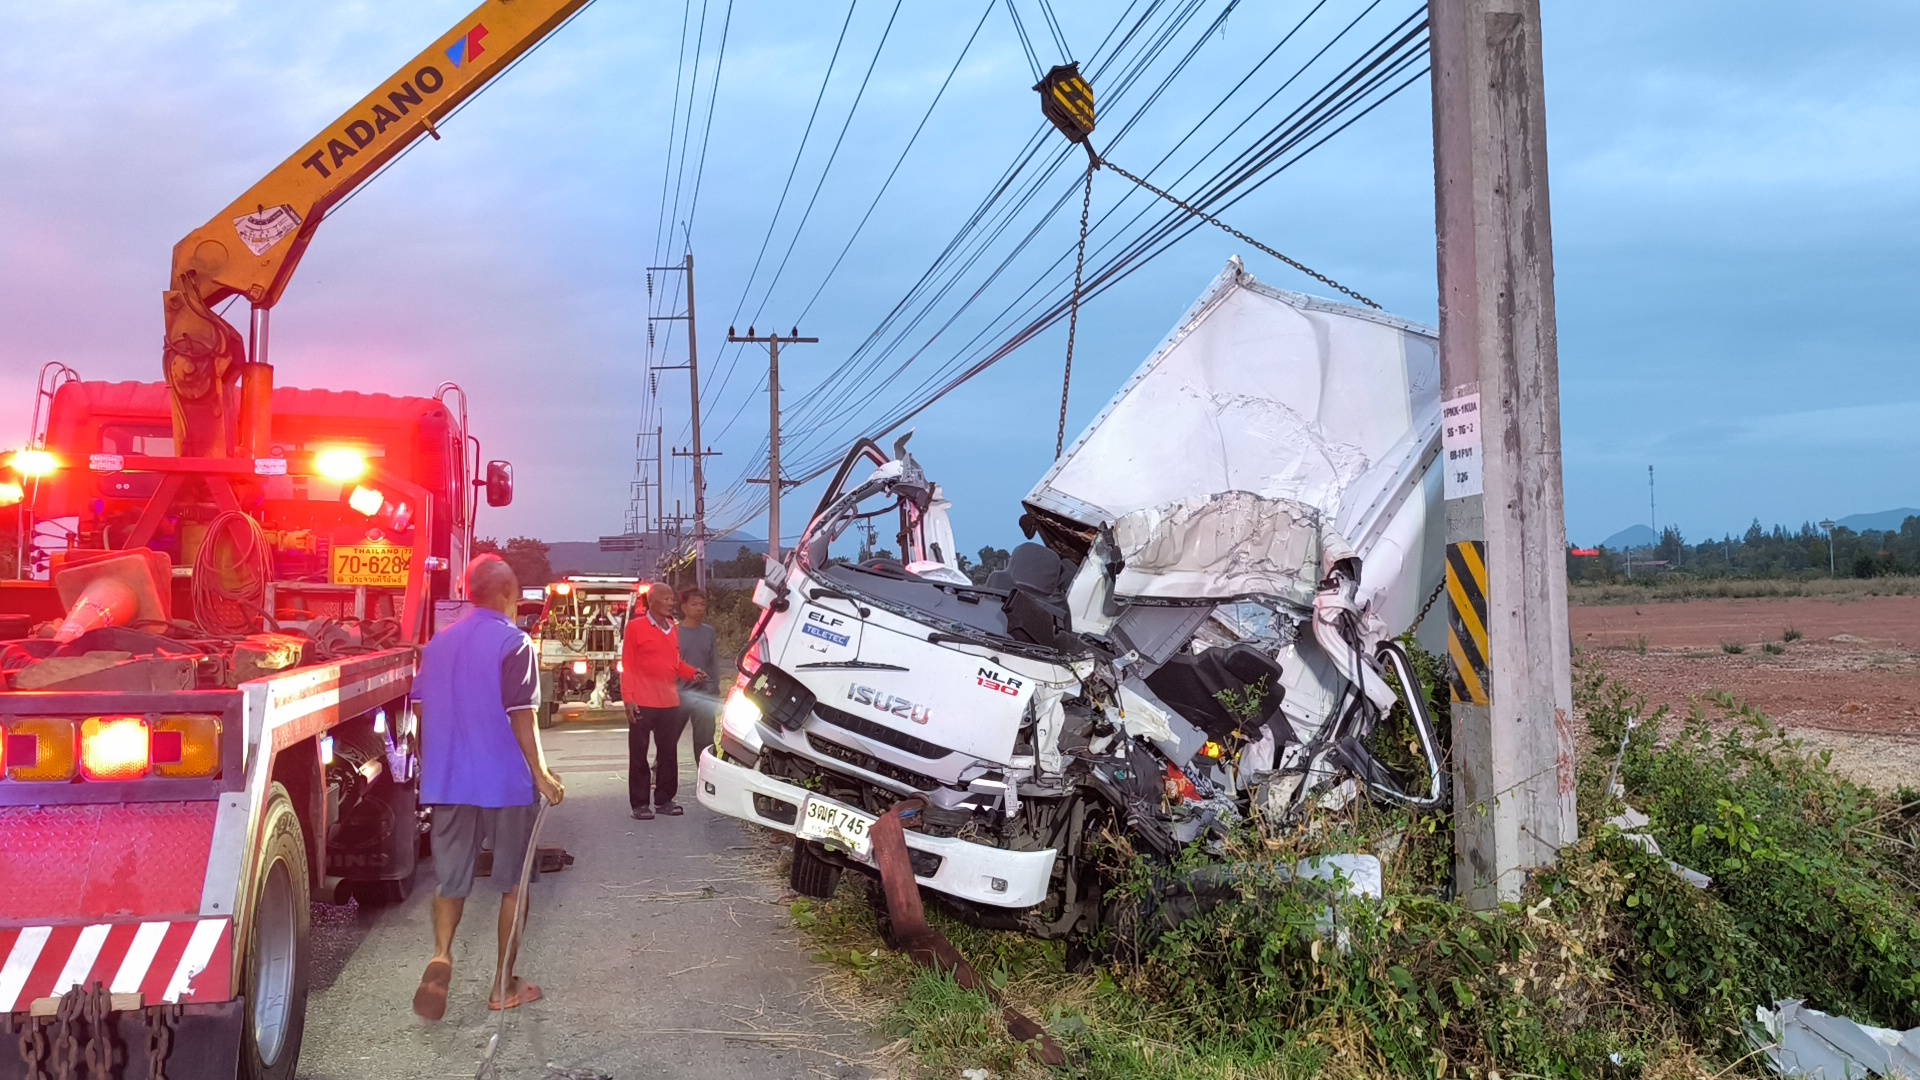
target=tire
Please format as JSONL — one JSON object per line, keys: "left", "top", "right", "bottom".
{"left": 240, "top": 783, "right": 312, "bottom": 1080}
{"left": 789, "top": 839, "right": 844, "bottom": 900}
{"left": 538, "top": 671, "right": 558, "bottom": 728}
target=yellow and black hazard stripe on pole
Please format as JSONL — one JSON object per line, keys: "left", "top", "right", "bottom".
{"left": 1447, "top": 540, "right": 1491, "bottom": 706}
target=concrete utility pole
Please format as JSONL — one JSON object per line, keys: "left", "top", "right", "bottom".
{"left": 728, "top": 327, "right": 817, "bottom": 563}
{"left": 1430, "top": 0, "right": 1577, "bottom": 908}
{"left": 650, "top": 252, "right": 716, "bottom": 588}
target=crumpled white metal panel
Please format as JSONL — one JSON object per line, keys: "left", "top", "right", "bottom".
{"left": 1025, "top": 258, "right": 1442, "bottom": 638}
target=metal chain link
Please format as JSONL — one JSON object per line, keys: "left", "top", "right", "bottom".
{"left": 1410, "top": 578, "right": 1446, "bottom": 634}
{"left": 9, "top": 1011, "right": 52, "bottom": 1080}
{"left": 145, "top": 1002, "right": 180, "bottom": 1080}
{"left": 1056, "top": 159, "right": 1097, "bottom": 460}
{"left": 81, "top": 985, "right": 113, "bottom": 1080}
{"left": 1097, "top": 156, "right": 1382, "bottom": 310}
{"left": 51, "top": 991, "right": 81, "bottom": 1080}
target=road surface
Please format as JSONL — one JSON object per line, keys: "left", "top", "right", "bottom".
{"left": 298, "top": 721, "right": 873, "bottom": 1079}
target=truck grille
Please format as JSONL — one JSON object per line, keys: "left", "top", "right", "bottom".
{"left": 805, "top": 734, "right": 940, "bottom": 791}
{"left": 813, "top": 704, "right": 953, "bottom": 759}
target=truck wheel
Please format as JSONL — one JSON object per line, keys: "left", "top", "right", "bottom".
{"left": 241, "top": 783, "right": 311, "bottom": 1080}
{"left": 789, "top": 839, "right": 844, "bottom": 899}
{"left": 538, "top": 671, "right": 558, "bottom": 728}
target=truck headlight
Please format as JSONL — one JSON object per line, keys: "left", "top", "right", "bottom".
{"left": 720, "top": 687, "right": 764, "bottom": 738}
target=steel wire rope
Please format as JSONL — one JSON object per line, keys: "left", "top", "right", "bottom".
{"left": 698, "top": 0, "right": 1218, "bottom": 517}
{"left": 1003, "top": 0, "right": 1045, "bottom": 80}
{"left": 856, "top": 28, "right": 1433, "bottom": 445}
{"left": 760, "top": 0, "right": 1212, "bottom": 437}
{"left": 831, "top": 60, "right": 1434, "bottom": 475}
{"left": 703, "top": 1, "right": 1237, "bottom": 520}
{"left": 714, "top": 0, "right": 905, "bottom": 381}
{"left": 792, "top": 0, "right": 998, "bottom": 326}
{"left": 771, "top": 0, "right": 1260, "bottom": 459}
{"left": 693, "top": 0, "right": 863, "bottom": 412}
{"left": 768, "top": 15, "right": 1430, "bottom": 485}
{"left": 700, "top": 0, "right": 1192, "bottom": 454}
{"left": 698, "top": 0, "right": 1227, "bottom": 528}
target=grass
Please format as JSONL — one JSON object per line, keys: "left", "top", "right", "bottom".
{"left": 1722, "top": 641, "right": 1746, "bottom": 654}
{"left": 1761, "top": 642, "right": 1786, "bottom": 655}
{"left": 1571, "top": 575, "right": 1920, "bottom": 606}
{"left": 787, "top": 666, "right": 1920, "bottom": 1079}
{"left": 1782, "top": 626, "right": 1803, "bottom": 643}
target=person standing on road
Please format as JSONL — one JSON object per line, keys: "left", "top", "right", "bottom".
{"left": 411, "top": 555, "right": 565, "bottom": 1021}
{"left": 677, "top": 587, "right": 720, "bottom": 763}
{"left": 622, "top": 582, "right": 706, "bottom": 819}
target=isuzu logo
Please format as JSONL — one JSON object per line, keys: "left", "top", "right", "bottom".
{"left": 847, "top": 684, "right": 931, "bottom": 725}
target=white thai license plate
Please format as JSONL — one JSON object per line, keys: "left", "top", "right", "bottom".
{"left": 796, "top": 797, "right": 877, "bottom": 856}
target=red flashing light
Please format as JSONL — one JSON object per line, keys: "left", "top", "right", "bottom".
{"left": 1570, "top": 548, "right": 1601, "bottom": 558}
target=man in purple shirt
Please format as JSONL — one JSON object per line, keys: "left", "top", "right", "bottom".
{"left": 411, "top": 555, "right": 565, "bottom": 1021}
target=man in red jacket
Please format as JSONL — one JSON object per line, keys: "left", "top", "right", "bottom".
{"left": 621, "top": 581, "right": 705, "bottom": 819}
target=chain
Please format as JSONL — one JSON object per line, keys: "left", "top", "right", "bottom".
{"left": 9, "top": 1011, "right": 52, "bottom": 1080}
{"left": 1410, "top": 579, "right": 1446, "bottom": 633}
{"left": 80, "top": 985, "right": 114, "bottom": 1080}
{"left": 1056, "top": 158, "right": 1096, "bottom": 460}
{"left": 145, "top": 1002, "right": 180, "bottom": 1080}
{"left": 1096, "top": 155, "right": 1382, "bottom": 310}
{"left": 51, "top": 991, "right": 81, "bottom": 1080}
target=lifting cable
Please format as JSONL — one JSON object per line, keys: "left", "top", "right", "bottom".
{"left": 1034, "top": 57, "right": 1381, "bottom": 458}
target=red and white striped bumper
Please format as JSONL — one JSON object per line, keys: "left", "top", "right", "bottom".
{"left": 0, "top": 919, "right": 231, "bottom": 1014}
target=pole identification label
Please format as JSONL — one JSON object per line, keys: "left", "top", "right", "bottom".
{"left": 1441, "top": 392, "right": 1483, "bottom": 499}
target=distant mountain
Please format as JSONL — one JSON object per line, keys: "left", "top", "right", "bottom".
{"left": 1600, "top": 524, "right": 1656, "bottom": 551}
{"left": 1837, "top": 508, "right": 1920, "bottom": 533}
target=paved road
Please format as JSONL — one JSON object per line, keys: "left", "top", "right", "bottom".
{"left": 298, "top": 722, "right": 873, "bottom": 1080}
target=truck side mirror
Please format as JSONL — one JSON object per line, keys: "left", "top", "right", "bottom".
{"left": 484, "top": 460, "right": 514, "bottom": 507}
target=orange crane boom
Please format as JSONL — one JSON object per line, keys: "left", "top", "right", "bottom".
{"left": 162, "top": 0, "right": 592, "bottom": 456}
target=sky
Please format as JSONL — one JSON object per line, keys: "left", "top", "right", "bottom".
{"left": 2, "top": 0, "right": 1915, "bottom": 551}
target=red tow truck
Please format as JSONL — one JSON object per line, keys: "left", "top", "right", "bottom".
{"left": 1, "top": 1, "right": 588, "bottom": 1075}
{"left": 1, "top": 374, "right": 512, "bottom": 1077}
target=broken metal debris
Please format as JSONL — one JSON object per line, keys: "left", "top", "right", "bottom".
{"left": 1754, "top": 999, "right": 1920, "bottom": 1078}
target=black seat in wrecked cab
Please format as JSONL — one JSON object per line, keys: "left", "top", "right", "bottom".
{"left": 989, "top": 543, "right": 1073, "bottom": 646}
{"left": 1145, "top": 643, "right": 1291, "bottom": 745}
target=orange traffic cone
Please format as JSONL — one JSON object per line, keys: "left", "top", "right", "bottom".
{"left": 51, "top": 550, "right": 172, "bottom": 644}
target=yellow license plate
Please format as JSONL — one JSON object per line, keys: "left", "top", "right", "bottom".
{"left": 330, "top": 544, "right": 412, "bottom": 587}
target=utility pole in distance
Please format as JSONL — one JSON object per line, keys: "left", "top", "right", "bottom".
{"left": 648, "top": 252, "right": 715, "bottom": 588}
{"left": 728, "top": 326, "right": 817, "bottom": 563}
{"left": 1430, "top": 0, "right": 1577, "bottom": 908}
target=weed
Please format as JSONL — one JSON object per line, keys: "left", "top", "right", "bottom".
{"left": 1761, "top": 642, "right": 1785, "bottom": 655}
{"left": 788, "top": 656, "right": 1919, "bottom": 1078}
{"left": 1782, "top": 626, "right": 1803, "bottom": 643}
{"left": 1722, "top": 641, "right": 1746, "bottom": 654}
{"left": 1637, "top": 633, "right": 1650, "bottom": 656}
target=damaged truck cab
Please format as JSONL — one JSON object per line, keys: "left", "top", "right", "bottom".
{"left": 698, "top": 260, "right": 1451, "bottom": 940}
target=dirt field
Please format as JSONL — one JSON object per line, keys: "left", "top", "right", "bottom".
{"left": 1572, "top": 594, "right": 1920, "bottom": 791}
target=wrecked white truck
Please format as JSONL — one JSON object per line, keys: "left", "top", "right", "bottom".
{"left": 697, "top": 259, "right": 1449, "bottom": 940}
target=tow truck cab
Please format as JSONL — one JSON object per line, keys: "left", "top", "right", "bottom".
{"left": 1, "top": 376, "right": 508, "bottom": 1078}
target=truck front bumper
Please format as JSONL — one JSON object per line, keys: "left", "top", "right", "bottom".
{"left": 696, "top": 752, "right": 1057, "bottom": 909}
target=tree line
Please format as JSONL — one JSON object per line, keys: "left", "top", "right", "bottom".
{"left": 1569, "top": 516, "right": 1920, "bottom": 583}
